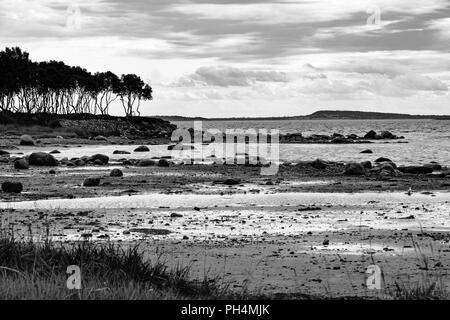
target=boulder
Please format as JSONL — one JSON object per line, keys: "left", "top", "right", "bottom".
{"left": 137, "top": 159, "right": 156, "bottom": 167}
{"left": 134, "top": 146, "right": 150, "bottom": 152}
{"left": 83, "top": 178, "right": 100, "bottom": 187}
{"left": 424, "top": 162, "right": 442, "bottom": 171}
{"left": 361, "top": 161, "right": 372, "bottom": 169}
{"left": 364, "top": 130, "right": 377, "bottom": 139}
{"left": 49, "top": 150, "right": 61, "bottom": 154}
{"left": 344, "top": 163, "right": 366, "bottom": 176}
{"left": 110, "top": 169, "right": 123, "bottom": 177}
{"left": 223, "top": 179, "right": 241, "bottom": 186}
{"left": 28, "top": 152, "right": 58, "bottom": 166}
{"left": 380, "top": 131, "right": 396, "bottom": 139}
{"left": 113, "top": 150, "right": 131, "bottom": 155}
{"left": 398, "top": 166, "right": 434, "bottom": 174}
{"left": 88, "top": 154, "right": 109, "bottom": 165}
{"left": 360, "top": 149, "right": 373, "bottom": 154}
{"left": 158, "top": 159, "right": 171, "bottom": 167}
{"left": 309, "top": 159, "right": 328, "bottom": 170}
{"left": 19, "top": 135, "right": 34, "bottom": 146}
{"left": 375, "top": 157, "right": 393, "bottom": 163}
{"left": 14, "top": 158, "right": 29, "bottom": 170}
{"left": 1, "top": 181, "right": 23, "bottom": 193}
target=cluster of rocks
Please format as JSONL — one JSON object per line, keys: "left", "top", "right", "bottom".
{"left": 280, "top": 130, "right": 405, "bottom": 144}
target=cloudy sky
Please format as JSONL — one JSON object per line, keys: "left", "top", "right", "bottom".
{"left": 0, "top": 0, "right": 449, "bottom": 117}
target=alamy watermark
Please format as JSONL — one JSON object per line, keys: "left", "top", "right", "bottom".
{"left": 366, "top": 4, "right": 382, "bottom": 26}
{"left": 170, "top": 121, "right": 280, "bottom": 176}
{"left": 66, "top": 4, "right": 82, "bottom": 31}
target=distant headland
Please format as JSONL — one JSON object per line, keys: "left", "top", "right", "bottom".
{"left": 157, "top": 110, "right": 450, "bottom": 121}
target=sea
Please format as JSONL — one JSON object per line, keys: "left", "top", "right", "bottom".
{"left": 172, "top": 119, "right": 450, "bottom": 166}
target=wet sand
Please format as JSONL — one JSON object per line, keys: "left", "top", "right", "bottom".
{"left": 1, "top": 140, "right": 449, "bottom": 298}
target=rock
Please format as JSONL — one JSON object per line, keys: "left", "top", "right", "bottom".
{"left": 110, "top": 169, "right": 123, "bottom": 177}
{"left": 364, "top": 130, "right": 377, "bottom": 139}
{"left": 49, "top": 170, "right": 56, "bottom": 175}
{"left": 344, "top": 163, "right": 366, "bottom": 175}
{"left": 19, "top": 135, "right": 34, "bottom": 146}
{"left": 28, "top": 152, "right": 58, "bottom": 166}
{"left": 137, "top": 159, "right": 156, "bottom": 167}
{"left": 49, "top": 150, "right": 61, "bottom": 154}
{"left": 83, "top": 178, "right": 100, "bottom": 187}
{"left": 380, "top": 131, "right": 396, "bottom": 139}
{"left": 170, "top": 213, "right": 183, "bottom": 218}
{"left": 0, "top": 150, "right": 10, "bottom": 156}
{"left": 88, "top": 154, "right": 109, "bottom": 165}
{"left": 361, "top": 161, "right": 372, "bottom": 169}
{"left": 323, "top": 239, "right": 330, "bottom": 246}
{"left": 375, "top": 157, "right": 393, "bottom": 163}
{"left": 360, "top": 149, "right": 373, "bottom": 154}
{"left": 168, "top": 144, "right": 195, "bottom": 151}
{"left": 424, "top": 162, "right": 442, "bottom": 171}
{"left": 347, "top": 134, "right": 358, "bottom": 140}
{"left": 1, "top": 181, "right": 23, "bottom": 193}
{"left": 134, "top": 146, "right": 150, "bottom": 152}
{"left": 223, "top": 179, "right": 241, "bottom": 186}
{"left": 309, "top": 159, "right": 328, "bottom": 170}
{"left": 94, "top": 135, "right": 108, "bottom": 141}
{"left": 113, "top": 150, "right": 131, "bottom": 155}
{"left": 14, "top": 158, "right": 29, "bottom": 170}
{"left": 331, "top": 137, "right": 347, "bottom": 144}
{"left": 398, "top": 166, "right": 434, "bottom": 174}
{"left": 158, "top": 159, "right": 170, "bottom": 167}
{"left": 93, "top": 159, "right": 105, "bottom": 166}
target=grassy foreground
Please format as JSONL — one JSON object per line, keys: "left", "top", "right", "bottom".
{"left": 0, "top": 229, "right": 447, "bottom": 300}
{"left": 0, "top": 236, "right": 231, "bottom": 300}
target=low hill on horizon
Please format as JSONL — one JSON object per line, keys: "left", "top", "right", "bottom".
{"left": 156, "top": 110, "right": 449, "bottom": 122}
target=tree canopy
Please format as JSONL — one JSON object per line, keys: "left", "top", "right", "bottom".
{"left": 0, "top": 47, "right": 152, "bottom": 116}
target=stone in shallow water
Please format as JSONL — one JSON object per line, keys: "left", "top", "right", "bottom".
{"left": 2, "top": 181, "right": 23, "bottom": 193}
{"left": 128, "top": 228, "right": 172, "bottom": 236}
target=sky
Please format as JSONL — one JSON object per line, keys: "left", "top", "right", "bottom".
{"left": 0, "top": 0, "right": 449, "bottom": 117}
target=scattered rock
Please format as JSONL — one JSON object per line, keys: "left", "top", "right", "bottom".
{"left": 138, "top": 159, "right": 156, "bottom": 167}
{"left": 113, "top": 150, "right": 131, "bottom": 155}
{"left": 309, "top": 159, "right": 328, "bottom": 170}
{"left": 344, "top": 163, "right": 366, "bottom": 176}
{"left": 83, "top": 178, "right": 101, "bottom": 187}
{"left": 398, "top": 166, "right": 434, "bottom": 174}
{"left": 19, "top": 135, "right": 34, "bottom": 146}
{"left": 364, "top": 130, "right": 377, "bottom": 139}
{"left": 361, "top": 161, "right": 372, "bottom": 169}
{"left": 28, "top": 152, "right": 58, "bottom": 166}
{"left": 223, "top": 179, "right": 241, "bottom": 186}
{"left": 1, "top": 181, "right": 23, "bottom": 193}
{"left": 110, "top": 169, "right": 123, "bottom": 177}
{"left": 158, "top": 159, "right": 170, "bottom": 167}
{"left": 14, "top": 158, "right": 29, "bottom": 170}
{"left": 88, "top": 154, "right": 109, "bottom": 165}
{"left": 134, "top": 146, "right": 150, "bottom": 152}
{"left": 375, "top": 157, "right": 393, "bottom": 163}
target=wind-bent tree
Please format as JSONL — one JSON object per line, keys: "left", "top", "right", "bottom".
{"left": 116, "top": 74, "right": 153, "bottom": 117}
{"left": 0, "top": 47, "right": 153, "bottom": 117}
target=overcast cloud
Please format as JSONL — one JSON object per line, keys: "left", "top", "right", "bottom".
{"left": 0, "top": 0, "right": 449, "bottom": 116}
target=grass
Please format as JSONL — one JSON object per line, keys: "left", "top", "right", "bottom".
{"left": 0, "top": 230, "right": 231, "bottom": 300}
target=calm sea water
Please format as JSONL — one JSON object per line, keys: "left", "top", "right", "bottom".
{"left": 173, "top": 119, "right": 450, "bottom": 165}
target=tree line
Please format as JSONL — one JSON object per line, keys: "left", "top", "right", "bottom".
{"left": 0, "top": 47, "right": 152, "bottom": 117}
